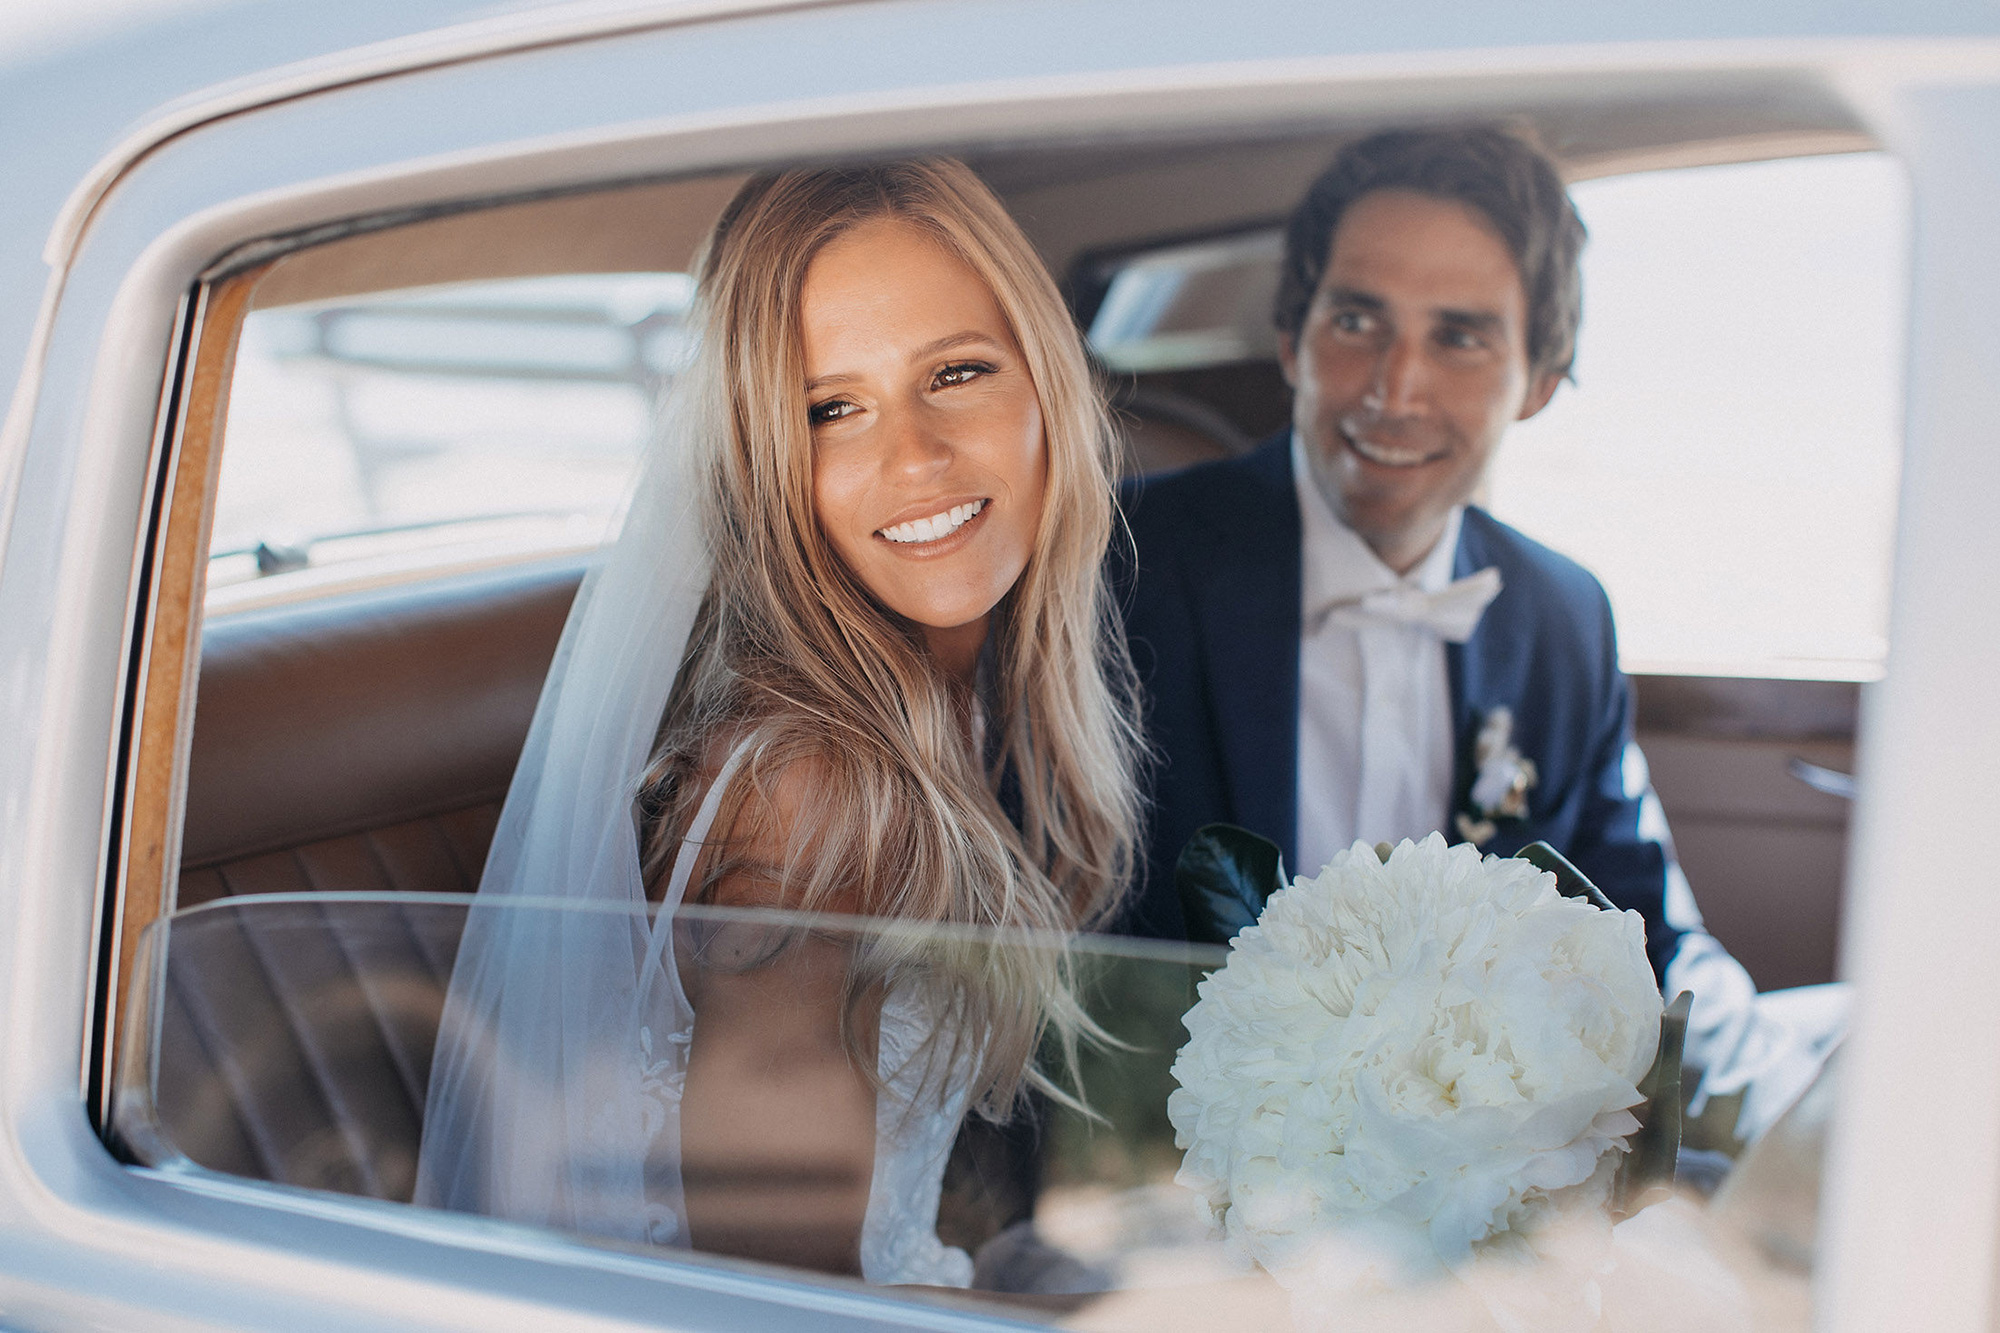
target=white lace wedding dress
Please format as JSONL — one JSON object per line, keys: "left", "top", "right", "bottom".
{"left": 662, "top": 742, "right": 975, "bottom": 1288}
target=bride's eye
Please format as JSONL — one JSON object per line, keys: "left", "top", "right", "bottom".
{"left": 808, "top": 397, "right": 859, "bottom": 426}
{"left": 932, "top": 360, "right": 995, "bottom": 390}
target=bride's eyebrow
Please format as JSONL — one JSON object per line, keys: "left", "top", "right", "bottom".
{"left": 802, "top": 331, "right": 1005, "bottom": 393}
{"left": 909, "top": 330, "right": 1002, "bottom": 361}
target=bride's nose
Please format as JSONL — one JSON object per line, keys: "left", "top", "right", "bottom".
{"left": 880, "top": 403, "right": 953, "bottom": 475}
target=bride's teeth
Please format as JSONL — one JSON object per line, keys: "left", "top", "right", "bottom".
{"left": 879, "top": 499, "right": 985, "bottom": 544}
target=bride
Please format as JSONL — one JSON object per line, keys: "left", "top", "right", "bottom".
{"left": 414, "top": 160, "right": 1143, "bottom": 1287}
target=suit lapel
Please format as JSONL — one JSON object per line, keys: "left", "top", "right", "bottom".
{"left": 1187, "top": 435, "right": 1301, "bottom": 867}
{"left": 1451, "top": 509, "right": 1532, "bottom": 839}
{"left": 1447, "top": 517, "right": 1484, "bottom": 819}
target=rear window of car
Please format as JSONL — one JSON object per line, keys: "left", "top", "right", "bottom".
{"left": 207, "top": 272, "right": 691, "bottom": 612}
{"left": 1489, "top": 151, "right": 1907, "bottom": 681}
{"left": 1082, "top": 151, "right": 1909, "bottom": 681}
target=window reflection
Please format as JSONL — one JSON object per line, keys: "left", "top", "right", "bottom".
{"left": 114, "top": 898, "right": 1220, "bottom": 1270}
{"left": 116, "top": 894, "right": 1824, "bottom": 1326}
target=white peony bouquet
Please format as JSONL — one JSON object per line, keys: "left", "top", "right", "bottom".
{"left": 1167, "top": 831, "right": 1664, "bottom": 1288}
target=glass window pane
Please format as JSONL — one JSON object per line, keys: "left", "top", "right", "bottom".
{"left": 158, "top": 153, "right": 1868, "bottom": 1328}
{"left": 1087, "top": 231, "right": 1284, "bottom": 373}
{"left": 1487, "top": 153, "right": 1908, "bottom": 680}
{"left": 209, "top": 274, "right": 693, "bottom": 608}
{"left": 115, "top": 894, "right": 1823, "bottom": 1325}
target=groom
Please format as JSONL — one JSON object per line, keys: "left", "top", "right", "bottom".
{"left": 1118, "top": 126, "right": 1829, "bottom": 1137}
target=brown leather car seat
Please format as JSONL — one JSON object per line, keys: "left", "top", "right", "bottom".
{"left": 179, "top": 558, "right": 582, "bottom": 905}
{"left": 155, "top": 558, "right": 580, "bottom": 1200}
{"left": 1113, "top": 385, "right": 1253, "bottom": 477}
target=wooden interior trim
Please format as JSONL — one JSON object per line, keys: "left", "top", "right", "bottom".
{"left": 100, "top": 266, "right": 267, "bottom": 1122}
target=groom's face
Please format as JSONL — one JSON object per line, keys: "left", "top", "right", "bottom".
{"left": 1281, "top": 189, "right": 1562, "bottom": 574}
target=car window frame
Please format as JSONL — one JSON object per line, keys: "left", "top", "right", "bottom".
{"left": 95, "top": 266, "right": 267, "bottom": 1128}
{"left": 6, "top": 11, "right": 1996, "bottom": 1329}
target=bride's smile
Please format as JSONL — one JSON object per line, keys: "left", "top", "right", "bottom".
{"left": 875, "top": 495, "right": 986, "bottom": 546}
{"left": 802, "top": 215, "right": 1047, "bottom": 679}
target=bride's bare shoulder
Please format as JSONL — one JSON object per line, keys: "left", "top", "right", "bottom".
{"left": 681, "top": 732, "right": 866, "bottom": 916}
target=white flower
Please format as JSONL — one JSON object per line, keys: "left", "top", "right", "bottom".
{"left": 1458, "top": 707, "right": 1538, "bottom": 847}
{"left": 1167, "top": 832, "right": 1661, "bottom": 1284}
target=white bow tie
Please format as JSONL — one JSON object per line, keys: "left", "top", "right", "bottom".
{"left": 1318, "top": 566, "right": 1503, "bottom": 643}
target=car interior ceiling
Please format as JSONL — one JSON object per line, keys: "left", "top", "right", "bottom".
{"left": 160, "top": 94, "right": 1872, "bottom": 1202}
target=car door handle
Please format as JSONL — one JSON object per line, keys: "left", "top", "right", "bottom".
{"left": 1788, "top": 757, "right": 1857, "bottom": 800}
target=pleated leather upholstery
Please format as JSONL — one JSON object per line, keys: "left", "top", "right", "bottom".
{"left": 176, "top": 804, "right": 501, "bottom": 908}
{"left": 151, "top": 897, "right": 469, "bottom": 1201}
{"left": 153, "top": 561, "right": 580, "bottom": 1201}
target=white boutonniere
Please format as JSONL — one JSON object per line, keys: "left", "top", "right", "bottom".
{"left": 1455, "top": 706, "right": 1538, "bottom": 847}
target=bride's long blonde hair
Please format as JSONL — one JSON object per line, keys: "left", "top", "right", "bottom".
{"left": 639, "top": 160, "right": 1143, "bottom": 1116}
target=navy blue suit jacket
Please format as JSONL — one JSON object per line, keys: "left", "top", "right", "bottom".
{"left": 1116, "top": 434, "right": 1685, "bottom": 980}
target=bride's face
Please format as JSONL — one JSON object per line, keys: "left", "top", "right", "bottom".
{"left": 801, "top": 216, "right": 1047, "bottom": 677}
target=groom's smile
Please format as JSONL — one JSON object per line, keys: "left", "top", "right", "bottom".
{"left": 1337, "top": 417, "right": 1452, "bottom": 469}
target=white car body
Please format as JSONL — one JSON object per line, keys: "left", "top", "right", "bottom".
{"left": 2, "top": 3, "right": 1997, "bottom": 1328}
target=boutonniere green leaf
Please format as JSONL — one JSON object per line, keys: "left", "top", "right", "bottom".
{"left": 1173, "top": 822, "right": 1287, "bottom": 946}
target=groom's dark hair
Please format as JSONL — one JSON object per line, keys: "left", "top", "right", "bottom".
{"left": 1274, "top": 125, "right": 1587, "bottom": 382}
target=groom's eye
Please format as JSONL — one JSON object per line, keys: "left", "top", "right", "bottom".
{"left": 1329, "top": 307, "right": 1375, "bottom": 337}
{"left": 1433, "top": 319, "right": 1497, "bottom": 356}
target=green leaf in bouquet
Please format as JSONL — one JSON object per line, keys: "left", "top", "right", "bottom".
{"left": 1613, "top": 989, "right": 1694, "bottom": 1220}
{"left": 1173, "top": 823, "right": 1287, "bottom": 946}
{"left": 1516, "top": 840, "right": 1619, "bottom": 913}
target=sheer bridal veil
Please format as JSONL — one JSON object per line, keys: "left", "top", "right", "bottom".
{"left": 413, "top": 364, "right": 714, "bottom": 1244}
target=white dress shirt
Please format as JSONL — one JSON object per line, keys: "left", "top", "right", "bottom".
{"left": 1292, "top": 432, "right": 1474, "bottom": 879}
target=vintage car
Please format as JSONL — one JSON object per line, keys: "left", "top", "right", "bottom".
{"left": 0, "top": 1, "right": 1994, "bottom": 1328}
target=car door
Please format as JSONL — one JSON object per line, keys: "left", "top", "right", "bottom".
{"left": 4, "top": 5, "right": 2000, "bottom": 1330}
